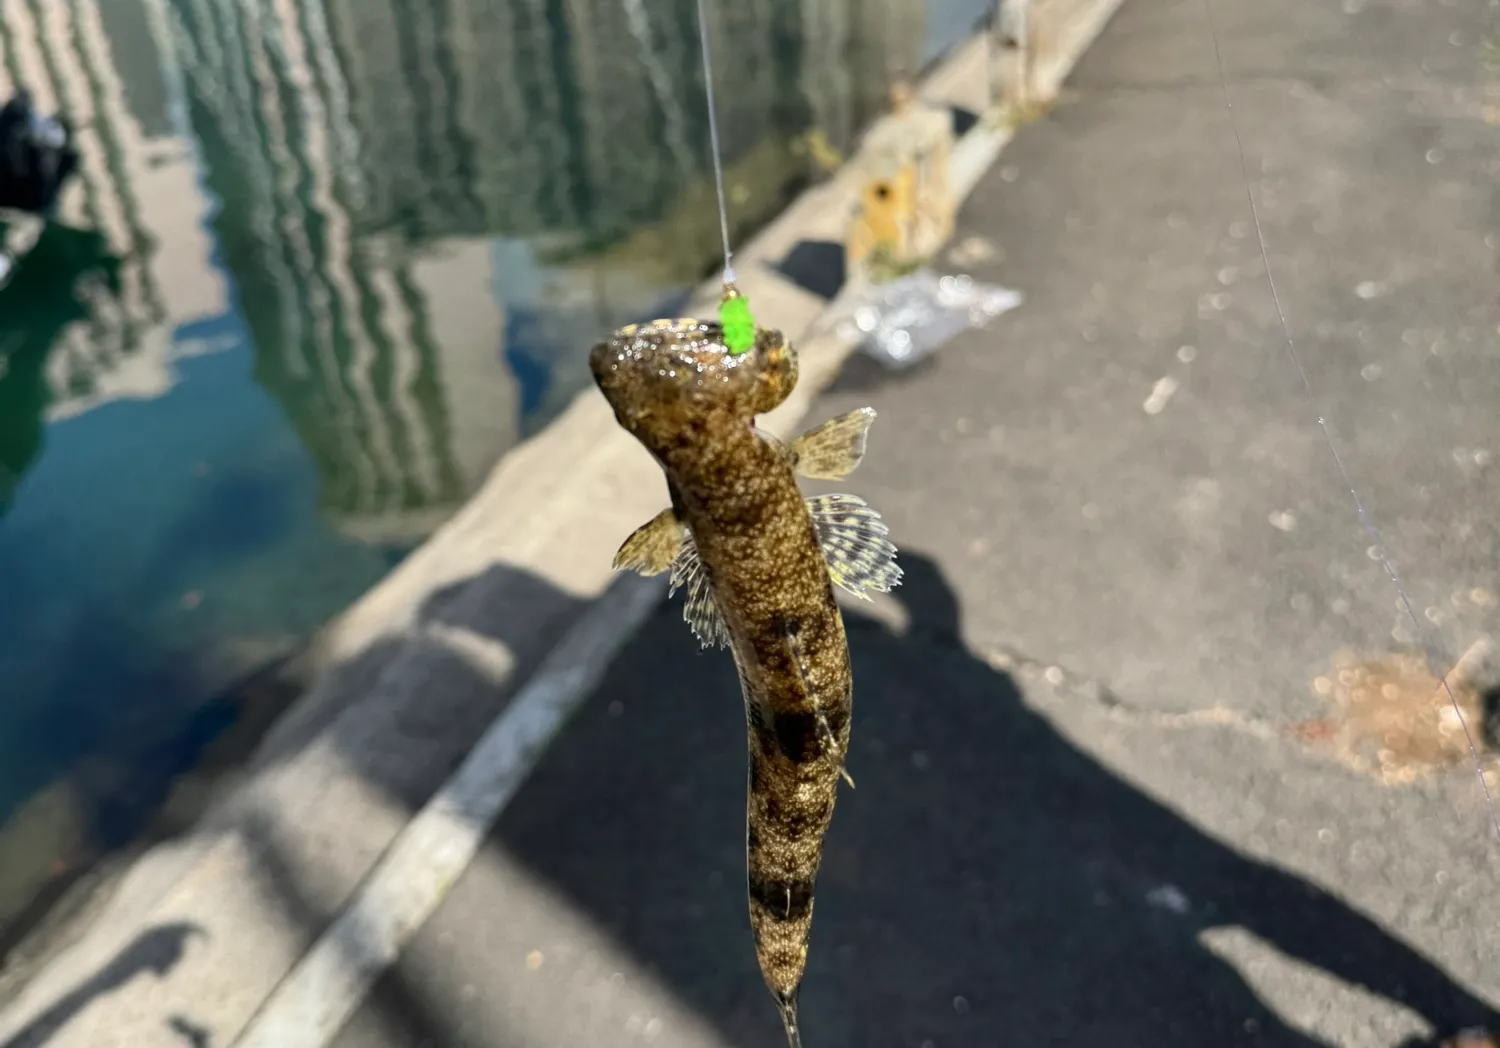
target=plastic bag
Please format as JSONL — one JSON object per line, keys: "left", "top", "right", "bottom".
{"left": 836, "top": 269, "right": 1023, "bottom": 369}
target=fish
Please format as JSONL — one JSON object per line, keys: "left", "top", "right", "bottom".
{"left": 589, "top": 315, "right": 902, "bottom": 1047}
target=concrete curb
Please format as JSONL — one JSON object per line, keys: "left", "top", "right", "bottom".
{"left": 0, "top": 4, "right": 1127, "bottom": 1044}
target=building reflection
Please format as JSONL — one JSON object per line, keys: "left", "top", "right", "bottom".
{"left": 0, "top": 225, "right": 119, "bottom": 517}
{"left": 0, "top": 0, "right": 228, "bottom": 427}
{"left": 161, "top": 0, "right": 519, "bottom": 547}
{"left": 307, "top": 0, "right": 924, "bottom": 251}
{"left": 0, "top": 0, "right": 929, "bottom": 540}
{"left": 153, "top": 0, "right": 927, "bottom": 546}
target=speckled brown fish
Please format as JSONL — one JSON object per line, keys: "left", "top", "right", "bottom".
{"left": 590, "top": 313, "right": 901, "bottom": 1047}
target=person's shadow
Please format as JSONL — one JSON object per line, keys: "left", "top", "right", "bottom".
{"left": 491, "top": 550, "right": 1499, "bottom": 1047}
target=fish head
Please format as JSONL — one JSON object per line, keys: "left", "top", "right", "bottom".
{"left": 589, "top": 316, "right": 798, "bottom": 453}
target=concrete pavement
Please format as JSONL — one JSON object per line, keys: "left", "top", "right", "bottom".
{"left": 328, "top": 0, "right": 1500, "bottom": 1043}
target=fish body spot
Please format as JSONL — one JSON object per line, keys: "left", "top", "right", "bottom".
{"left": 749, "top": 874, "right": 815, "bottom": 922}
{"left": 773, "top": 710, "right": 821, "bottom": 764}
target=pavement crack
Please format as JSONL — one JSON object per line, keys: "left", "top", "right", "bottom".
{"left": 980, "top": 642, "right": 1282, "bottom": 742}
{"left": 979, "top": 640, "right": 1500, "bottom": 790}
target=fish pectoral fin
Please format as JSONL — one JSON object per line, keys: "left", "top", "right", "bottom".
{"left": 806, "top": 493, "right": 903, "bottom": 600}
{"left": 791, "top": 407, "right": 877, "bottom": 480}
{"left": 669, "top": 531, "right": 731, "bottom": 649}
{"left": 613, "top": 508, "right": 684, "bottom": 576}
{"left": 625, "top": 509, "right": 730, "bottom": 649}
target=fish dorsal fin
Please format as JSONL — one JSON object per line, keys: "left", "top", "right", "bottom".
{"left": 612, "top": 508, "right": 684, "bottom": 576}
{"left": 806, "top": 493, "right": 903, "bottom": 600}
{"left": 793, "top": 407, "right": 877, "bottom": 480}
{"left": 669, "top": 533, "right": 731, "bottom": 648}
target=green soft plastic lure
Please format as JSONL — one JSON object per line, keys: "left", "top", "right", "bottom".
{"left": 719, "top": 290, "right": 755, "bottom": 355}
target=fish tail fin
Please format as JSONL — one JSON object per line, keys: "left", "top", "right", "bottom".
{"left": 777, "top": 992, "right": 805, "bottom": 1048}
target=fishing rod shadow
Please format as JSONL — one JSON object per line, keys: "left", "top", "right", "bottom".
{"left": 487, "top": 550, "right": 1500, "bottom": 1048}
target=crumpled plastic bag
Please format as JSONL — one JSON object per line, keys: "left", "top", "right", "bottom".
{"left": 835, "top": 269, "right": 1023, "bottom": 369}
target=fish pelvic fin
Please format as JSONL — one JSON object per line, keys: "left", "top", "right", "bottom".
{"left": 792, "top": 407, "right": 877, "bottom": 480}
{"left": 806, "top": 493, "right": 903, "bottom": 601}
{"left": 612, "top": 508, "right": 684, "bottom": 576}
{"left": 668, "top": 530, "right": 730, "bottom": 649}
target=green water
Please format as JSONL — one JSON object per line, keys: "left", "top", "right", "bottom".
{"left": 0, "top": 0, "right": 985, "bottom": 940}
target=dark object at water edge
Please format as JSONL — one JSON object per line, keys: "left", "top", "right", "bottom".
{"left": 0, "top": 90, "right": 78, "bottom": 216}
{"left": 0, "top": 89, "right": 81, "bottom": 289}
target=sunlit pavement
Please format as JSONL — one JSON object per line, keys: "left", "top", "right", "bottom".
{"left": 329, "top": 0, "right": 1500, "bottom": 1045}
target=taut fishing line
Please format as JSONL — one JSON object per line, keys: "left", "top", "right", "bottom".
{"left": 1198, "top": 0, "right": 1500, "bottom": 841}
{"left": 693, "top": 0, "right": 758, "bottom": 354}
{"left": 694, "top": 0, "right": 734, "bottom": 285}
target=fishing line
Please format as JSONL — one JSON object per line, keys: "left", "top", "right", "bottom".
{"left": 1198, "top": 0, "right": 1500, "bottom": 840}
{"left": 692, "top": 0, "right": 757, "bottom": 353}
{"left": 693, "top": 0, "right": 735, "bottom": 283}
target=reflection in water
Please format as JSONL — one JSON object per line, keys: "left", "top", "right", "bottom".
{"left": 160, "top": 0, "right": 937, "bottom": 537}
{"left": 0, "top": 0, "right": 230, "bottom": 419}
{"left": 0, "top": 224, "right": 119, "bottom": 515}
{"left": 312, "top": 0, "right": 924, "bottom": 247}
{"left": 0, "top": 0, "right": 981, "bottom": 950}
{"left": 164, "top": 0, "right": 517, "bottom": 545}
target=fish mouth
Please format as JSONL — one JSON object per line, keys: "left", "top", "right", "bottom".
{"left": 590, "top": 317, "right": 743, "bottom": 384}
{"left": 588, "top": 314, "right": 796, "bottom": 420}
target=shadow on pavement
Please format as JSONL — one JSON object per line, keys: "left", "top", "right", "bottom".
{"left": 0, "top": 923, "right": 203, "bottom": 1048}
{"left": 10, "top": 555, "right": 1496, "bottom": 1047}
{"left": 481, "top": 550, "right": 1499, "bottom": 1046}
{"left": 0, "top": 561, "right": 586, "bottom": 1040}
